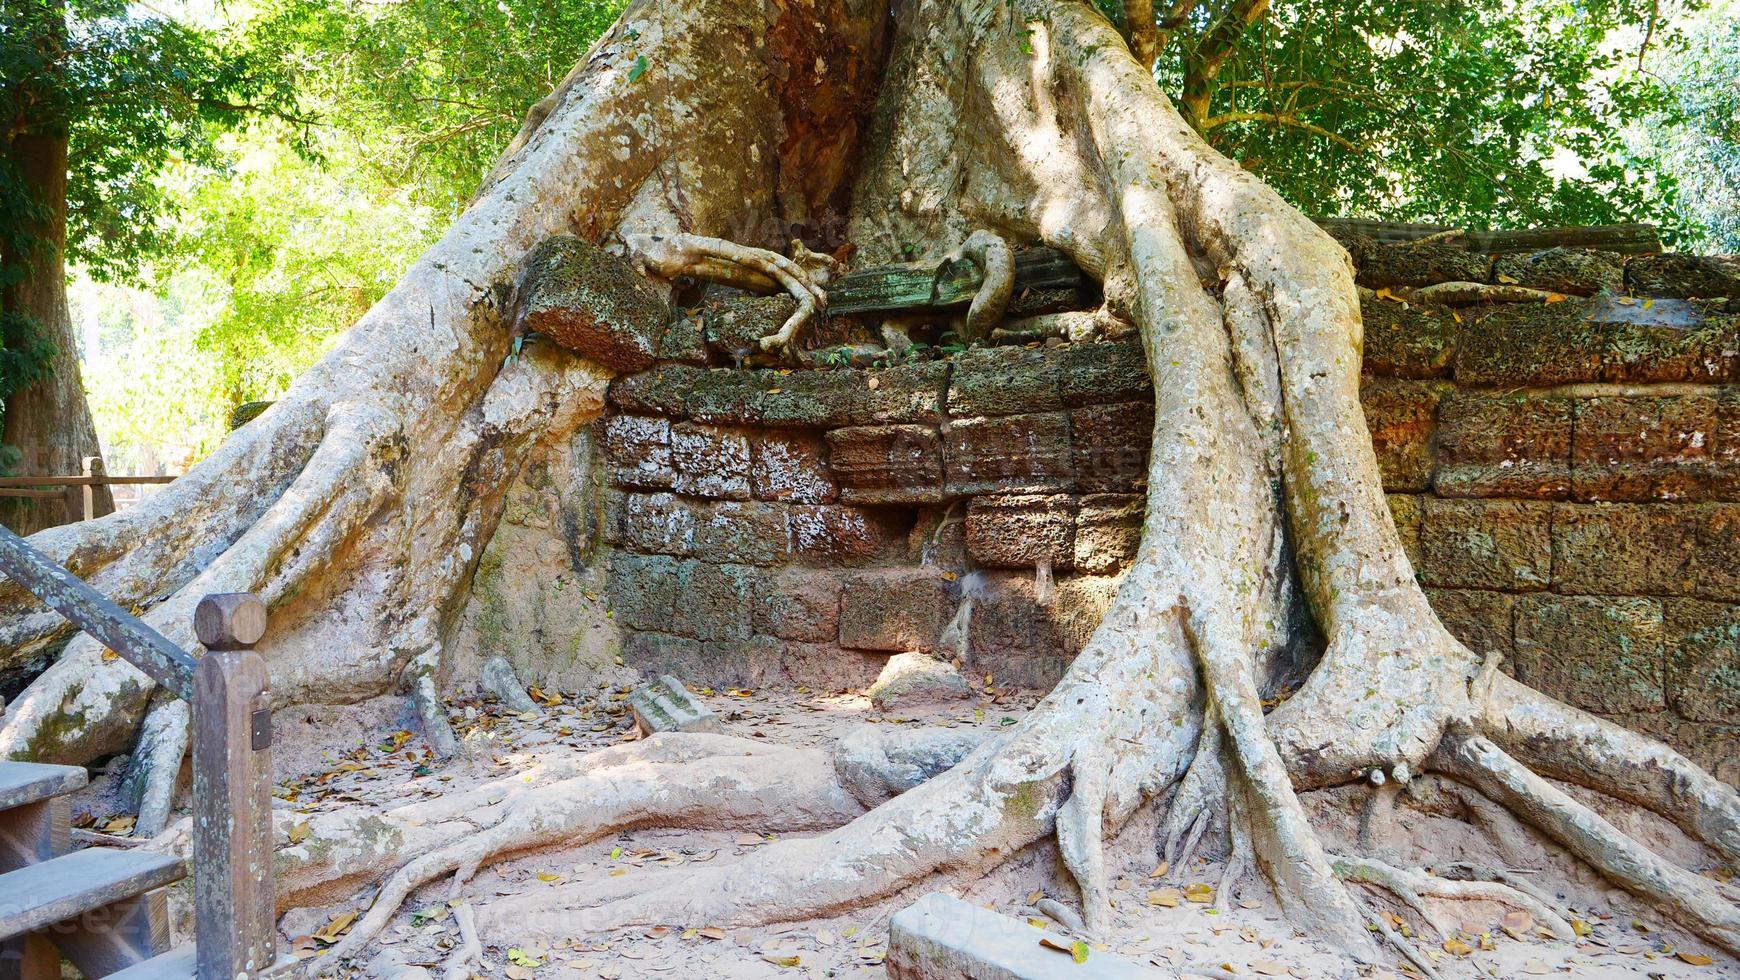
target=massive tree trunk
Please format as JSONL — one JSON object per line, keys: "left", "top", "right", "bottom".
{"left": 0, "top": 0, "right": 113, "bottom": 535}
{"left": 3, "top": 0, "right": 1737, "bottom": 970}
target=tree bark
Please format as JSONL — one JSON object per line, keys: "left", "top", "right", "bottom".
{"left": 0, "top": 0, "right": 113, "bottom": 535}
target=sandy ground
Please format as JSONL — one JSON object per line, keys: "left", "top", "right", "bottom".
{"left": 72, "top": 682, "right": 1740, "bottom": 979}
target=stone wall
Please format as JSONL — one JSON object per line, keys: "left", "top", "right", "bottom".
{"left": 455, "top": 242, "right": 1739, "bottom": 780}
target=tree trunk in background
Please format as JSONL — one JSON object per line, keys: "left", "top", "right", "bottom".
{"left": 0, "top": 1, "right": 113, "bottom": 535}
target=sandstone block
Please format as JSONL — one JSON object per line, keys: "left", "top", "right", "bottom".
{"left": 1361, "top": 378, "right": 1449, "bottom": 493}
{"left": 887, "top": 893, "right": 1167, "bottom": 980}
{"left": 868, "top": 653, "right": 972, "bottom": 711}
{"left": 1434, "top": 391, "right": 1571, "bottom": 498}
{"left": 1627, "top": 253, "right": 1740, "bottom": 299}
{"left": 1419, "top": 497, "right": 1552, "bottom": 591}
{"left": 1515, "top": 594, "right": 1664, "bottom": 714}
{"left": 966, "top": 495, "right": 1077, "bottom": 569}
{"left": 1057, "top": 342, "right": 1151, "bottom": 406}
{"left": 619, "top": 493, "right": 790, "bottom": 566}
{"left": 1665, "top": 598, "right": 1740, "bottom": 723}
{"left": 947, "top": 346, "right": 1062, "bottom": 417}
{"left": 839, "top": 569, "right": 953, "bottom": 652}
{"left": 1572, "top": 394, "right": 1737, "bottom": 502}
{"left": 1454, "top": 300, "right": 1606, "bottom": 386}
{"left": 603, "top": 415, "right": 674, "bottom": 489}
{"left": 686, "top": 367, "right": 858, "bottom": 427}
{"left": 826, "top": 424, "right": 945, "bottom": 504}
{"left": 751, "top": 569, "right": 841, "bottom": 642}
{"left": 788, "top": 504, "right": 908, "bottom": 565}
{"left": 1360, "top": 296, "right": 1459, "bottom": 378}
{"left": 520, "top": 235, "right": 668, "bottom": 372}
{"left": 1069, "top": 402, "right": 1152, "bottom": 493}
{"left": 1358, "top": 241, "right": 1490, "bottom": 289}
{"left": 656, "top": 312, "right": 708, "bottom": 364}
{"left": 1550, "top": 503, "right": 1701, "bottom": 597}
{"left": 852, "top": 362, "right": 949, "bottom": 425}
{"left": 750, "top": 430, "right": 837, "bottom": 503}
{"left": 606, "top": 552, "right": 682, "bottom": 630}
{"left": 944, "top": 412, "right": 1073, "bottom": 496}
{"left": 1074, "top": 494, "right": 1143, "bottom": 574}
{"left": 669, "top": 422, "right": 752, "bottom": 499}
{"left": 1424, "top": 588, "right": 1515, "bottom": 662}
{"left": 607, "top": 363, "right": 702, "bottom": 417}
{"left": 701, "top": 295, "right": 798, "bottom": 354}
{"left": 670, "top": 561, "right": 754, "bottom": 642}
{"left": 1491, "top": 248, "right": 1624, "bottom": 296}
{"left": 629, "top": 674, "right": 722, "bottom": 734}
{"left": 620, "top": 632, "right": 707, "bottom": 679}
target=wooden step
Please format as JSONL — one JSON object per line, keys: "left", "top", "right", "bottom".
{"left": 102, "top": 942, "right": 195, "bottom": 980}
{"left": 0, "top": 848, "right": 185, "bottom": 942}
{"left": 0, "top": 762, "right": 85, "bottom": 811}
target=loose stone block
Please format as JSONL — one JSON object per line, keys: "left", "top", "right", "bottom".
{"left": 669, "top": 422, "right": 752, "bottom": 500}
{"left": 1419, "top": 497, "right": 1552, "bottom": 591}
{"left": 608, "top": 364, "right": 703, "bottom": 417}
{"left": 966, "top": 495, "right": 1077, "bottom": 569}
{"left": 603, "top": 415, "right": 674, "bottom": 490}
{"left": 887, "top": 893, "right": 1167, "bottom": 980}
{"left": 944, "top": 412, "right": 1073, "bottom": 496}
{"left": 1434, "top": 391, "right": 1572, "bottom": 498}
{"left": 1360, "top": 378, "right": 1449, "bottom": 493}
{"left": 868, "top": 653, "right": 972, "bottom": 711}
{"left": 606, "top": 552, "right": 682, "bottom": 630}
{"left": 1074, "top": 494, "right": 1143, "bottom": 574}
{"left": 670, "top": 561, "right": 754, "bottom": 642}
{"left": 1491, "top": 248, "right": 1625, "bottom": 296}
{"left": 947, "top": 346, "right": 1063, "bottom": 417}
{"left": 1358, "top": 241, "right": 1490, "bottom": 289}
{"left": 1550, "top": 503, "right": 1701, "bottom": 597}
{"left": 1515, "top": 595, "right": 1665, "bottom": 714}
{"left": 701, "top": 295, "right": 798, "bottom": 354}
{"left": 1571, "top": 394, "right": 1736, "bottom": 502}
{"left": 1360, "top": 296, "right": 1460, "bottom": 378}
{"left": 519, "top": 235, "right": 668, "bottom": 372}
{"left": 788, "top": 504, "right": 907, "bottom": 565}
{"left": 1069, "top": 402, "right": 1152, "bottom": 493}
{"left": 852, "top": 362, "right": 949, "bottom": 425}
{"left": 1665, "top": 598, "right": 1740, "bottom": 723}
{"left": 1424, "top": 588, "right": 1515, "bottom": 663}
{"left": 628, "top": 674, "right": 722, "bottom": 735}
{"left": 1627, "top": 253, "right": 1740, "bottom": 299}
{"left": 751, "top": 569, "right": 841, "bottom": 642}
{"left": 656, "top": 312, "right": 708, "bottom": 364}
{"left": 750, "top": 431, "right": 837, "bottom": 503}
{"left": 1056, "top": 342, "right": 1151, "bottom": 406}
{"left": 838, "top": 568, "right": 953, "bottom": 652}
{"left": 827, "top": 425, "right": 947, "bottom": 504}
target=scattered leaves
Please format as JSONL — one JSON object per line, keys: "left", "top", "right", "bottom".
{"left": 1679, "top": 951, "right": 1715, "bottom": 966}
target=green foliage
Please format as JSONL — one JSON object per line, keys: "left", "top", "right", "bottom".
{"left": 1159, "top": 0, "right": 1714, "bottom": 237}
{"left": 1633, "top": 0, "right": 1740, "bottom": 250}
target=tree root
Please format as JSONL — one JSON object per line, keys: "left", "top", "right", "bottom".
{"left": 625, "top": 233, "right": 828, "bottom": 355}
{"left": 443, "top": 903, "right": 481, "bottom": 980}
{"left": 942, "top": 229, "right": 1013, "bottom": 342}
{"left": 1332, "top": 853, "right": 1576, "bottom": 941}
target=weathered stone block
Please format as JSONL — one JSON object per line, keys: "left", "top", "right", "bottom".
{"left": 1454, "top": 300, "right": 1607, "bottom": 386}
{"left": 655, "top": 312, "right": 708, "bottom": 364}
{"left": 1626, "top": 716, "right": 1740, "bottom": 789}
{"left": 1360, "top": 378, "right": 1449, "bottom": 493}
{"left": 1419, "top": 497, "right": 1552, "bottom": 591}
{"left": 520, "top": 235, "right": 668, "bottom": 372}
{"left": 1627, "top": 253, "right": 1740, "bottom": 299}
{"left": 1057, "top": 342, "right": 1151, "bottom": 406}
{"left": 838, "top": 568, "right": 953, "bottom": 652}
{"left": 1424, "top": 588, "right": 1515, "bottom": 662}
{"left": 1595, "top": 316, "right": 1740, "bottom": 385}
{"left": 750, "top": 431, "right": 837, "bottom": 503}
{"left": 1434, "top": 391, "right": 1572, "bottom": 498}
{"left": 1550, "top": 503, "right": 1700, "bottom": 597}
{"left": 788, "top": 504, "right": 907, "bottom": 565}
{"left": 619, "top": 493, "right": 790, "bottom": 565}
{"left": 970, "top": 573, "right": 1053, "bottom": 656}
{"left": 751, "top": 569, "right": 841, "bottom": 642}
{"left": 1665, "top": 598, "right": 1740, "bottom": 723}
{"left": 947, "top": 346, "right": 1062, "bottom": 417}
{"left": 1388, "top": 493, "right": 1423, "bottom": 570}
{"left": 604, "top": 415, "right": 674, "bottom": 489}
{"left": 852, "top": 362, "right": 949, "bottom": 425}
{"left": 1571, "top": 395, "right": 1736, "bottom": 502}
{"left": 606, "top": 552, "right": 682, "bottom": 630}
{"left": 944, "top": 412, "right": 1073, "bottom": 496}
{"left": 1360, "top": 296, "right": 1459, "bottom": 378}
{"left": 887, "top": 893, "right": 1167, "bottom": 980}
{"left": 670, "top": 561, "right": 754, "bottom": 642}
{"left": 826, "top": 424, "right": 946, "bottom": 504}
{"left": 1359, "top": 241, "right": 1490, "bottom": 289}
{"left": 620, "top": 632, "right": 707, "bottom": 679}
{"left": 686, "top": 368, "right": 858, "bottom": 428}
{"left": 702, "top": 295, "right": 798, "bottom": 354}
{"left": 1069, "top": 402, "right": 1152, "bottom": 493}
{"left": 608, "top": 363, "right": 703, "bottom": 417}
{"left": 1515, "top": 594, "right": 1664, "bottom": 714}
{"left": 1074, "top": 495, "right": 1143, "bottom": 574}
{"left": 966, "top": 495, "right": 1077, "bottom": 569}
{"left": 1690, "top": 504, "right": 1740, "bottom": 601}
{"left": 1491, "top": 248, "right": 1624, "bottom": 296}
{"left": 669, "top": 422, "right": 752, "bottom": 500}
{"left": 629, "top": 675, "right": 722, "bottom": 734}
{"left": 1052, "top": 574, "right": 1120, "bottom": 656}
{"left": 868, "top": 652, "right": 972, "bottom": 710}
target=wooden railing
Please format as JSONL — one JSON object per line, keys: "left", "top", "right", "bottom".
{"left": 0, "top": 525, "right": 276, "bottom": 979}
{"left": 0, "top": 456, "right": 177, "bottom": 525}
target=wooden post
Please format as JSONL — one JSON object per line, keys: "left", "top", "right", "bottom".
{"left": 190, "top": 594, "right": 275, "bottom": 980}
{"left": 81, "top": 456, "right": 102, "bottom": 523}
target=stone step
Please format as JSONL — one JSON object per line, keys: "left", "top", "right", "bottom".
{"left": 887, "top": 893, "right": 1167, "bottom": 979}
{"left": 0, "top": 847, "right": 186, "bottom": 943}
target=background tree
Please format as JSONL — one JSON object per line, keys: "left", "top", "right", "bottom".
{"left": 0, "top": 0, "right": 296, "bottom": 532}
